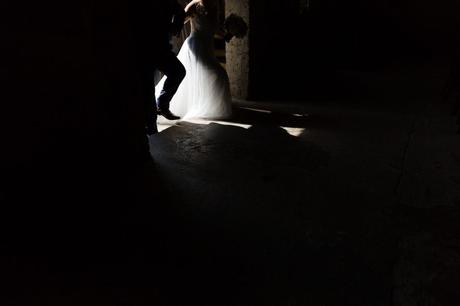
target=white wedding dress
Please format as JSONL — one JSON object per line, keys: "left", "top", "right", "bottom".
{"left": 155, "top": 8, "right": 232, "bottom": 120}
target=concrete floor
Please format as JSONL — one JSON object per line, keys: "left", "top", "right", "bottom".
{"left": 1, "top": 63, "right": 459, "bottom": 306}
{"left": 146, "top": 62, "right": 460, "bottom": 305}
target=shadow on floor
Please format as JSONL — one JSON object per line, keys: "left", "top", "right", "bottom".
{"left": 229, "top": 105, "right": 313, "bottom": 128}
{"left": 147, "top": 120, "right": 402, "bottom": 306}
{"left": 1, "top": 109, "right": 448, "bottom": 305}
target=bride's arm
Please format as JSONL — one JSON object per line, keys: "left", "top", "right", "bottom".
{"left": 184, "top": 0, "right": 200, "bottom": 24}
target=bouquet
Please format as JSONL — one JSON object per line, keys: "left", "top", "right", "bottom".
{"left": 223, "top": 13, "right": 248, "bottom": 42}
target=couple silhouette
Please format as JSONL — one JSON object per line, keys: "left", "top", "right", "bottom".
{"left": 134, "top": 0, "right": 186, "bottom": 136}
{"left": 132, "top": 0, "right": 234, "bottom": 136}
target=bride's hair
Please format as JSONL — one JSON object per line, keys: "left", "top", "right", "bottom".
{"left": 196, "top": 1, "right": 209, "bottom": 16}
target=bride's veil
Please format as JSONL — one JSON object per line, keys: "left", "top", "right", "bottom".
{"left": 171, "top": 22, "right": 191, "bottom": 55}
{"left": 171, "top": 0, "right": 192, "bottom": 54}
{"left": 155, "top": 0, "right": 191, "bottom": 85}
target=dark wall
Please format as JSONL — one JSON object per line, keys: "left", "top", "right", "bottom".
{"left": 1, "top": 1, "right": 149, "bottom": 171}
{"left": 249, "top": 0, "right": 459, "bottom": 100}
{"left": 0, "top": 4, "right": 161, "bottom": 298}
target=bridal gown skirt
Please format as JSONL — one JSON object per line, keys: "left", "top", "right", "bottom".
{"left": 155, "top": 32, "right": 232, "bottom": 120}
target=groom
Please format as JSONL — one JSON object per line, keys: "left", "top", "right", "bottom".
{"left": 155, "top": 0, "right": 187, "bottom": 121}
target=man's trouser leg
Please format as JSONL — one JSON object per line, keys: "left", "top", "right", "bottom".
{"left": 156, "top": 51, "right": 186, "bottom": 111}
{"left": 141, "top": 66, "right": 157, "bottom": 134}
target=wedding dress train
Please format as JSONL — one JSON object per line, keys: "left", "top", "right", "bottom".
{"left": 155, "top": 7, "right": 232, "bottom": 120}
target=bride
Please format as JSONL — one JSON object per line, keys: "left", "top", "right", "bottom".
{"left": 155, "top": 0, "right": 232, "bottom": 120}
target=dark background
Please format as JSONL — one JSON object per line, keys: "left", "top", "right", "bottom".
{"left": 250, "top": 0, "right": 460, "bottom": 100}
{"left": 2, "top": 0, "right": 459, "bottom": 167}
{"left": 0, "top": 0, "right": 458, "bottom": 305}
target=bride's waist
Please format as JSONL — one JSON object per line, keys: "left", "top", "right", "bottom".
{"left": 190, "top": 30, "right": 214, "bottom": 38}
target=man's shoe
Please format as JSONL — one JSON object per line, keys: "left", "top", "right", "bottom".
{"left": 158, "top": 108, "right": 180, "bottom": 120}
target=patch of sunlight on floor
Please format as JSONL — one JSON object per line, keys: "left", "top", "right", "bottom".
{"left": 158, "top": 118, "right": 305, "bottom": 137}
{"left": 280, "top": 127, "right": 306, "bottom": 137}
{"left": 157, "top": 117, "right": 252, "bottom": 132}
{"left": 239, "top": 107, "right": 272, "bottom": 114}
{"left": 157, "top": 119, "right": 176, "bottom": 132}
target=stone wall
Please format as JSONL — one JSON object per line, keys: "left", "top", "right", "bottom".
{"left": 225, "top": 0, "right": 250, "bottom": 100}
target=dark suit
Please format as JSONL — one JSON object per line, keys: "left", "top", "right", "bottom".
{"left": 155, "top": 0, "right": 187, "bottom": 111}
{"left": 127, "top": 1, "right": 163, "bottom": 133}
